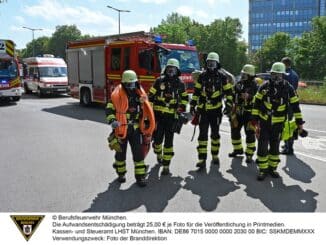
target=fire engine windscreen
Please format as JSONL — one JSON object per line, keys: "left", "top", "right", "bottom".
{"left": 158, "top": 49, "right": 200, "bottom": 73}
{"left": 38, "top": 67, "right": 67, "bottom": 77}
{"left": 0, "top": 60, "right": 17, "bottom": 79}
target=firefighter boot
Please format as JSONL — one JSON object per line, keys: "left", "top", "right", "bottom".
{"left": 196, "top": 160, "right": 206, "bottom": 170}
{"left": 245, "top": 155, "right": 253, "bottom": 164}
{"left": 117, "top": 174, "right": 126, "bottom": 183}
{"left": 211, "top": 156, "right": 220, "bottom": 165}
{"left": 228, "top": 149, "right": 244, "bottom": 158}
{"left": 257, "top": 170, "right": 268, "bottom": 181}
{"left": 269, "top": 167, "right": 280, "bottom": 178}
{"left": 161, "top": 166, "right": 170, "bottom": 176}
{"left": 136, "top": 175, "right": 147, "bottom": 187}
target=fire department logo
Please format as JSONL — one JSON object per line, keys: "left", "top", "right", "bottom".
{"left": 160, "top": 83, "right": 165, "bottom": 90}
{"left": 11, "top": 215, "right": 44, "bottom": 241}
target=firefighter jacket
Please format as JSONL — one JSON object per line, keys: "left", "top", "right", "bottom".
{"left": 190, "top": 70, "right": 233, "bottom": 111}
{"left": 252, "top": 80, "right": 303, "bottom": 125}
{"left": 233, "top": 78, "right": 258, "bottom": 115}
{"left": 148, "top": 76, "right": 188, "bottom": 115}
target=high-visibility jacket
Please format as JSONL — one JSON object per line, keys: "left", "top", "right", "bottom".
{"left": 190, "top": 70, "right": 233, "bottom": 111}
{"left": 252, "top": 80, "right": 303, "bottom": 125}
{"left": 148, "top": 76, "right": 188, "bottom": 115}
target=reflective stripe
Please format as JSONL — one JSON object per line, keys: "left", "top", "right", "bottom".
{"left": 115, "top": 160, "right": 125, "bottom": 166}
{"left": 277, "top": 104, "right": 286, "bottom": 111}
{"left": 181, "top": 92, "right": 188, "bottom": 96}
{"left": 195, "top": 82, "right": 202, "bottom": 89}
{"left": 255, "top": 92, "right": 263, "bottom": 100}
{"left": 198, "top": 148, "right": 207, "bottom": 154}
{"left": 226, "top": 95, "right": 233, "bottom": 100}
{"left": 206, "top": 102, "right": 222, "bottom": 110}
{"left": 257, "top": 155, "right": 268, "bottom": 162}
{"left": 211, "top": 91, "right": 221, "bottom": 98}
{"left": 107, "top": 114, "right": 116, "bottom": 121}
{"left": 245, "top": 148, "right": 254, "bottom": 154}
{"left": 272, "top": 116, "right": 285, "bottom": 123}
{"left": 211, "top": 146, "right": 219, "bottom": 151}
{"left": 135, "top": 168, "right": 146, "bottom": 175}
{"left": 294, "top": 112, "right": 302, "bottom": 119}
{"left": 234, "top": 144, "right": 243, "bottom": 150}
{"left": 263, "top": 101, "right": 272, "bottom": 110}
{"left": 290, "top": 96, "right": 299, "bottom": 103}
{"left": 258, "top": 163, "right": 269, "bottom": 169}
{"left": 232, "top": 139, "right": 242, "bottom": 144}
{"left": 268, "top": 161, "right": 279, "bottom": 168}
{"left": 149, "top": 87, "right": 157, "bottom": 94}
{"left": 106, "top": 103, "right": 114, "bottom": 109}
{"left": 211, "top": 138, "right": 220, "bottom": 144}
{"left": 247, "top": 142, "right": 256, "bottom": 148}
{"left": 252, "top": 109, "right": 259, "bottom": 115}
{"left": 163, "top": 147, "right": 174, "bottom": 153}
{"left": 223, "top": 83, "right": 233, "bottom": 90}
{"left": 269, "top": 154, "right": 280, "bottom": 161}
{"left": 259, "top": 113, "right": 268, "bottom": 121}
{"left": 198, "top": 141, "right": 208, "bottom": 146}
{"left": 181, "top": 100, "right": 188, "bottom": 105}
{"left": 117, "top": 167, "right": 126, "bottom": 173}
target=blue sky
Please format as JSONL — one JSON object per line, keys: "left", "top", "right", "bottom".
{"left": 0, "top": 0, "right": 249, "bottom": 49}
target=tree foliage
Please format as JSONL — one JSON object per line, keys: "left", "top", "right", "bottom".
{"left": 252, "top": 32, "right": 291, "bottom": 73}
{"left": 21, "top": 36, "right": 50, "bottom": 58}
{"left": 48, "top": 25, "right": 82, "bottom": 60}
{"left": 152, "top": 13, "right": 247, "bottom": 75}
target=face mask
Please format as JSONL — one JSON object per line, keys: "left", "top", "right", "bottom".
{"left": 207, "top": 60, "right": 217, "bottom": 71}
{"left": 241, "top": 73, "right": 249, "bottom": 81}
{"left": 166, "top": 66, "right": 177, "bottom": 78}
{"left": 124, "top": 82, "right": 136, "bottom": 91}
{"left": 271, "top": 73, "right": 283, "bottom": 85}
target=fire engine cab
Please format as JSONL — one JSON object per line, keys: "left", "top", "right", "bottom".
{"left": 0, "top": 39, "right": 22, "bottom": 102}
{"left": 66, "top": 31, "right": 200, "bottom": 106}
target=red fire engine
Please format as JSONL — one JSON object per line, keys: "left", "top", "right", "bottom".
{"left": 66, "top": 31, "right": 200, "bottom": 106}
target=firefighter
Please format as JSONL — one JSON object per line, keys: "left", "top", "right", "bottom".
{"left": 106, "top": 70, "right": 155, "bottom": 187}
{"left": 190, "top": 52, "right": 233, "bottom": 169}
{"left": 280, "top": 57, "right": 299, "bottom": 155}
{"left": 228, "top": 64, "right": 258, "bottom": 163}
{"left": 148, "top": 58, "right": 188, "bottom": 176}
{"left": 251, "top": 62, "right": 305, "bottom": 181}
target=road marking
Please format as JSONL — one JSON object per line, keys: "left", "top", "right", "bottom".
{"left": 304, "top": 128, "right": 326, "bottom": 134}
{"left": 294, "top": 152, "right": 326, "bottom": 163}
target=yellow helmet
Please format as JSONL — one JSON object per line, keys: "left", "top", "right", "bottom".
{"left": 270, "top": 62, "right": 286, "bottom": 74}
{"left": 241, "top": 64, "right": 255, "bottom": 76}
{"left": 122, "top": 70, "right": 138, "bottom": 83}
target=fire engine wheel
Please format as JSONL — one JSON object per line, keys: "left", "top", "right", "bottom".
{"left": 12, "top": 96, "right": 20, "bottom": 102}
{"left": 37, "top": 87, "right": 44, "bottom": 98}
{"left": 80, "top": 89, "right": 91, "bottom": 106}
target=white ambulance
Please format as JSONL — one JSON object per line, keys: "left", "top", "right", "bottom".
{"left": 23, "top": 54, "right": 69, "bottom": 97}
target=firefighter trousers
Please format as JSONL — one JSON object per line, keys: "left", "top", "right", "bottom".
{"left": 153, "top": 114, "right": 175, "bottom": 169}
{"left": 197, "top": 109, "right": 221, "bottom": 163}
{"left": 256, "top": 121, "right": 283, "bottom": 172}
{"left": 230, "top": 112, "right": 256, "bottom": 157}
{"left": 114, "top": 126, "right": 147, "bottom": 180}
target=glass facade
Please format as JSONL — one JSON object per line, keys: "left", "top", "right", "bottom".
{"left": 249, "top": 0, "right": 326, "bottom": 51}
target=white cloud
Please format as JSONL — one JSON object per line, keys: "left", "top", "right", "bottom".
{"left": 14, "top": 16, "right": 25, "bottom": 25}
{"left": 176, "top": 6, "right": 194, "bottom": 16}
{"left": 205, "top": 0, "right": 231, "bottom": 6}
{"left": 139, "top": 0, "right": 168, "bottom": 4}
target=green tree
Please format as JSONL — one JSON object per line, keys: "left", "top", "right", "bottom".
{"left": 21, "top": 36, "right": 50, "bottom": 58}
{"left": 291, "top": 17, "right": 326, "bottom": 79}
{"left": 48, "top": 25, "right": 82, "bottom": 60}
{"left": 152, "top": 14, "right": 247, "bottom": 75}
{"left": 253, "top": 32, "right": 291, "bottom": 73}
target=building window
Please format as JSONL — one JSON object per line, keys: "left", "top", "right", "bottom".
{"left": 111, "top": 48, "right": 121, "bottom": 71}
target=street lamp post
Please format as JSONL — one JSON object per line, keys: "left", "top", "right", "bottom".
{"left": 22, "top": 26, "right": 43, "bottom": 56}
{"left": 107, "top": 5, "right": 130, "bottom": 38}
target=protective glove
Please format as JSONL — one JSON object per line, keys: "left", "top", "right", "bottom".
{"left": 111, "top": 120, "right": 121, "bottom": 129}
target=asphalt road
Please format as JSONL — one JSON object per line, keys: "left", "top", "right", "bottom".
{"left": 0, "top": 94, "right": 325, "bottom": 212}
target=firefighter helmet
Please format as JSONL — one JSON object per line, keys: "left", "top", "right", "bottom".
{"left": 241, "top": 64, "right": 255, "bottom": 76}
{"left": 121, "top": 70, "right": 138, "bottom": 83}
{"left": 270, "top": 62, "right": 286, "bottom": 74}
{"left": 206, "top": 52, "right": 220, "bottom": 63}
{"left": 166, "top": 58, "right": 180, "bottom": 69}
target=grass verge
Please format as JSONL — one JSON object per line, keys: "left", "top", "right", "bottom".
{"left": 298, "top": 85, "right": 326, "bottom": 105}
